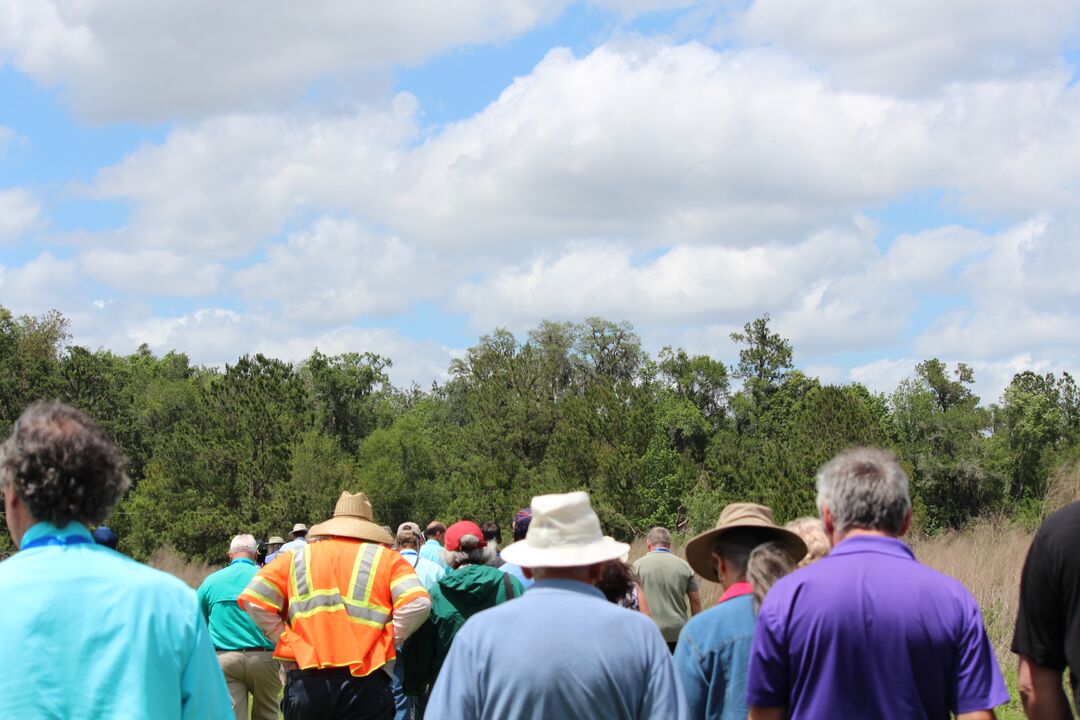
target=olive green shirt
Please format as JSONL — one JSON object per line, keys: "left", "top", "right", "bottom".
{"left": 633, "top": 549, "right": 698, "bottom": 643}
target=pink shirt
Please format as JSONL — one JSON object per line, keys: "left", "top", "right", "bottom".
{"left": 717, "top": 580, "right": 753, "bottom": 605}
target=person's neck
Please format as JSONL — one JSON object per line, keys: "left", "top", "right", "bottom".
{"left": 835, "top": 527, "right": 898, "bottom": 545}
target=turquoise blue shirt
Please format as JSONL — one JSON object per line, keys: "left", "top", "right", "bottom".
{"left": 419, "top": 538, "right": 449, "bottom": 570}
{"left": 674, "top": 592, "right": 757, "bottom": 720}
{"left": 426, "top": 579, "right": 687, "bottom": 720}
{"left": 0, "top": 521, "right": 232, "bottom": 720}
{"left": 398, "top": 548, "right": 446, "bottom": 590}
{"left": 197, "top": 558, "right": 274, "bottom": 651}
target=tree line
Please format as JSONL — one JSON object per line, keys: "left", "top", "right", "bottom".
{"left": 1, "top": 305, "right": 1077, "bottom": 561}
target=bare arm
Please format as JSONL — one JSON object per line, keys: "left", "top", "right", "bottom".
{"left": 748, "top": 707, "right": 785, "bottom": 720}
{"left": 688, "top": 590, "right": 702, "bottom": 616}
{"left": 1017, "top": 654, "right": 1071, "bottom": 720}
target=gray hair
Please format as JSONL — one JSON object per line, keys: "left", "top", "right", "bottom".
{"left": 815, "top": 447, "right": 911, "bottom": 536}
{"left": 747, "top": 541, "right": 795, "bottom": 613}
{"left": 396, "top": 527, "right": 421, "bottom": 550}
{"left": 646, "top": 526, "right": 672, "bottom": 548}
{"left": 0, "top": 401, "right": 129, "bottom": 526}
{"left": 229, "top": 534, "right": 257, "bottom": 555}
{"left": 443, "top": 532, "right": 495, "bottom": 569}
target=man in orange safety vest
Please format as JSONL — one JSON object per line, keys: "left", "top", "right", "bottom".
{"left": 240, "top": 491, "right": 431, "bottom": 720}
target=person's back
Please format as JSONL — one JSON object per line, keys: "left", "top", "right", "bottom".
{"left": 750, "top": 536, "right": 1002, "bottom": 719}
{"left": 0, "top": 525, "right": 229, "bottom": 720}
{"left": 634, "top": 543, "right": 698, "bottom": 646}
{"left": 426, "top": 578, "right": 681, "bottom": 720}
{"left": 401, "top": 530, "right": 524, "bottom": 695}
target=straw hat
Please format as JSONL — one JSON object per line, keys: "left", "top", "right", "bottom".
{"left": 290, "top": 523, "right": 309, "bottom": 536}
{"left": 308, "top": 492, "right": 394, "bottom": 545}
{"left": 684, "top": 503, "right": 807, "bottom": 583}
{"left": 500, "top": 491, "right": 628, "bottom": 568}
{"left": 267, "top": 536, "right": 285, "bottom": 545}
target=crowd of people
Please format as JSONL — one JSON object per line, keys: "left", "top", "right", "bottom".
{"left": 0, "top": 399, "right": 1078, "bottom": 719}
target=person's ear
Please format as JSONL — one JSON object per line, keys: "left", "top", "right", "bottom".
{"left": 821, "top": 505, "right": 838, "bottom": 547}
{"left": 899, "top": 507, "right": 912, "bottom": 537}
{"left": 523, "top": 567, "right": 534, "bottom": 580}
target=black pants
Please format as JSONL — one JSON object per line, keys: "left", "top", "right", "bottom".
{"left": 282, "top": 668, "right": 394, "bottom": 720}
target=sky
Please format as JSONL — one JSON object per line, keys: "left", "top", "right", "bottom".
{"left": 1, "top": 0, "right": 1079, "bottom": 403}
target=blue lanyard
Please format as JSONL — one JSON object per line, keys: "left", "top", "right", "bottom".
{"left": 21, "top": 534, "right": 94, "bottom": 550}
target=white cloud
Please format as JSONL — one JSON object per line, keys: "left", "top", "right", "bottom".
{"left": 121, "top": 307, "right": 454, "bottom": 387}
{"left": 81, "top": 249, "right": 225, "bottom": 296}
{"left": 0, "top": 0, "right": 564, "bottom": 121}
{"left": 452, "top": 227, "right": 869, "bottom": 331}
{"left": 232, "top": 217, "right": 439, "bottom": 325}
{"left": 0, "top": 252, "right": 79, "bottom": 313}
{"left": 0, "top": 187, "right": 41, "bottom": 241}
{"left": 89, "top": 97, "right": 417, "bottom": 257}
{"left": 90, "top": 41, "right": 1080, "bottom": 265}
{"left": 736, "top": 0, "right": 1080, "bottom": 94}
{"left": 849, "top": 358, "right": 916, "bottom": 395}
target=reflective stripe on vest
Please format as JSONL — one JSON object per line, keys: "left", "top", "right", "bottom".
{"left": 286, "top": 542, "right": 393, "bottom": 628}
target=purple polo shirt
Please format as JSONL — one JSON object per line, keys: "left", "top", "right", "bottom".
{"left": 746, "top": 535, "right": 1008, "bottom": 719}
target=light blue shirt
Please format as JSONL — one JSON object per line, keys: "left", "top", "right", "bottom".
{"left": 674, "top": 592, "right": 757, "bottom": 720}
{"left": 398, "top": 548, "right": 446, "bottom": 590}
{"left": 0, "top": 521, "right": 232, "bottom": 720}
{"left": 498, "top": 561, "right": 534, "bottom": 589}
{"left": 265, "top": 535, "right": 306, "bottom": 564}
{"left": 420, "top": 538, "right": 449, "bottom": 570}
{"left": 426, "top": 578, "right": 687, "bottom": 720}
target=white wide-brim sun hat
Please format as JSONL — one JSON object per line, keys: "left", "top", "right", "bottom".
{"left": 500, "top": 491, "right": 629, "bottom": 568}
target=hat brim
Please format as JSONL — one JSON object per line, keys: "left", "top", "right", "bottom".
{"left": 308, "top": 517, "right": 394, "bottom": 545}
{"left": 685, "top": 525, "right": 808, "bottom": 583}
{"left": 500, "top": 536, "right": 630, "bottom": 568}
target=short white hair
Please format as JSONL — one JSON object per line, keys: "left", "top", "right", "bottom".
{"left": 229, "top": 533, "right": 258, "bottom": 555}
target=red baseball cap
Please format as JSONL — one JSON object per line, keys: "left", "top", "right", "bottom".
{"left": 444, "top": 520, "right": 487, "bottom": 551}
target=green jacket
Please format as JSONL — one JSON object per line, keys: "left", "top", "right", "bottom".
{"left": 401, "top": 563, "right": 524, "bottom": 694}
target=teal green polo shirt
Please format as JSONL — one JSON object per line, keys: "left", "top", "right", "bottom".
{"left": 0, "top": 521, "right": 232, "bottom": 719}
{"left": 197, "top": 557, "right": 274, "bottom": 651}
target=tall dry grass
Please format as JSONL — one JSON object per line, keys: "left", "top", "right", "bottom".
{"left": 148, "top": 546, "right": 220, "bottom": 588}
{"left": 912, "top": 520, "right": 1031, "bottom": 668}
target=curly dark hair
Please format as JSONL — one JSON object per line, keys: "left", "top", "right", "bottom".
{"left": 595, "top": 559, "right": 635, "bottom": 604}
{"left": 1, "top": 401, "right": 129, "bottom": 525}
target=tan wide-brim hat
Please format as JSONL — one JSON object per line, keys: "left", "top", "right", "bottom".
{"left": 685, "top": 503, "right": 808, "bottom": 583}
{"left": 500, "top": 491, "right": 629, "bottom": 568}
{"left": 267, "top": 536, "right": 285, "bottom": 545}
{"left": 308, "top": 492, "right": 394, "bottom": 545}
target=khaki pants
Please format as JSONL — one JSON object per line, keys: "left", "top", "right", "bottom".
{"left": 217, "top": 650, "right": 282, "bottom": 720}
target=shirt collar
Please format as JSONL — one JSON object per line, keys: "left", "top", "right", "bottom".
{"left": 651, "top": 547, "right": 672, "bottom": 553}
{"left": 229, "top": 557, "right": 256, "bottom": 567}
{"left": 530, "top": 578, "right": 606, "bottom": 600}
{"left": 21, "top": 521, "right": 92, "bottom": 548}
{"left": 829, "top": 534, "right": 914, "bottom": 560}
{"left": 399, "top": 549, "right": 418, "bottom": 557}
{"left": 717, "top": 581, "right": 753, "bottom": 604}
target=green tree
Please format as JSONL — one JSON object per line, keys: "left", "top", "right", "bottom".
{"left": 729, "top": 314, "right": 794, "bottom": 420}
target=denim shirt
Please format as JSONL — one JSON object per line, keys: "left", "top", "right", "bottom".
{"left": 674, "top": 592, "right": 757, "bottom": 720}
